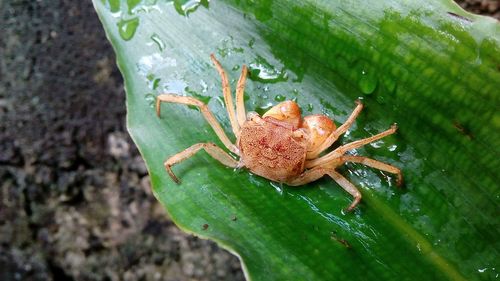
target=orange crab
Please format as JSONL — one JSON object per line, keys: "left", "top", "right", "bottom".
{"left": 156, "top": 55, "right": 403, "bottom": 211}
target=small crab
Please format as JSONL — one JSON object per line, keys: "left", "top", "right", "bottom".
{"left": 156, "top": 55, "right": 403, "bottom": 211}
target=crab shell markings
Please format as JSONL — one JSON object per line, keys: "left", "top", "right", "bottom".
{"left": 239, "top": 117, "right": 307, "bottom": 182}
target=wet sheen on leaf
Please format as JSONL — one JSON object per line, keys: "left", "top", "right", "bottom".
{"left": 93, "top": 0, "right": 500, "bottom": 280}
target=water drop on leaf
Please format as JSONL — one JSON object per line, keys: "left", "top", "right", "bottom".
{"left": 358, "top": 69, "right": 378, "bottom": 94}
{"left": 117, "top": 17, "right": 139, "bottom": 41}
{"left": 274, "top": 94, "right": 286, "bottom": 102}
{"left": 150, "top": 33, "right": 165, "bottom": 51}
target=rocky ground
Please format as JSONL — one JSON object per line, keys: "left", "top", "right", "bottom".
{"left": 457, "top": 0, "right": 499, "bottom": 19}
{"left": 0, "top": 1, "right": 497, "bottom": 281}
{"left": 0, "top": 1, "right": 244, "bottom": 281}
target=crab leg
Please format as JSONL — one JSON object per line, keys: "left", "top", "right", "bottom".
{"left": 339, "top": 156, "right": 403, "bottom": 186}
{"left": 308, "top": 100, "right": 364, "bottom": 159}
{"left": 156, "top": 94, "right": 238, "bottom": 154}
{"left": 305, "top": 124, "right": 397, "bottom": 168}
{"left": 235, "top": 64, "right": 248, "bottom": 127}
{"left": 164, "top": 142, "right": 238, "bottom": 184}
{"left": 286, "top": 166, "right": 361, "bottom": 211}
{"left": 210, "top": 54, "right": 240, "bottom": 137}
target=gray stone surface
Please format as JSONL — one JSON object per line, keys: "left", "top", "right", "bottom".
{"left": 0, "top": 1, "right": 244, "bottom": 280}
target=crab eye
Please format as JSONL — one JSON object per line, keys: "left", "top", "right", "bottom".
{"left": 262, "top": 101, "right": 302, "bottom": 128}
{"left": 302, "top": 115, "right": 336, "bottom": 151}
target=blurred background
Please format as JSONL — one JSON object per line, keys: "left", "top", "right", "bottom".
{"left": 0, "top": 1, "right": 497, "bottom": 280}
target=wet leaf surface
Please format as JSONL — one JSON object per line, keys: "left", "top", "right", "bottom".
{"left": 93, "top": 0, "right": 499, "bottom": 280}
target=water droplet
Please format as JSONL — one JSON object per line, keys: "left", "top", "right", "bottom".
{"left": 146, "top": 74, "right": 161, "bottom": 90}
{"left": 150, "top": 33, "right": 166, "bottom": 51}
{"left": 270, "top": 181, "right": 284, "bottom": 195}
{"left": 199, "top": 80, "right": 208, "bottom": 93}
{"left": 274, "top": 94, "right": 286, "bottom": 102}
{"left": 232, "top": 65, "right": 240, "bottom": 71}
{"left": 108, "top": 0, "right": 121, "bottom": 13}
{"left": 370, "top": 140, "right": 384, "bottom": 148}
{"left": 117, "top": 17, "right": 139, "bottom": 41}
{"left": 388, "top": 144, "right": 397, "bottom": 152}
{"left": 248, "top": 56, "right": 288, "bottom": 83}
{"left": 358, "top": 69, "right": 378, "bottom": 95}
{"left": 255, "top": 102, "right": 274, "bottom": 115}
{"left": 478, "top": 268, "right": 487, "bottom": 273}
{"left": 145, "top": 93, "right": 156, "bottom": 108}
{"left": 174, "top": 0, "right": 209, "bottom": 16}
{"left": 129, "top": 0, "right": 160, "bottom": 14}
{"left": 306, "top": 103, "right": 314, "bottom": 112}
{"left": 127, "top": 0, "right": 142, "bottom": 14}
{"left": 248, "top": 38, "right": 256, "bottom": 48}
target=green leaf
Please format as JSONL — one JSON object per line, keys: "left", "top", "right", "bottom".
{"left": 93, "top": 0, "right": 499, "bottom": 280}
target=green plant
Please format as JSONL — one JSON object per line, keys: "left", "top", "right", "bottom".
{"left": 93, "top": 0, "right": 499, "bottom": 280}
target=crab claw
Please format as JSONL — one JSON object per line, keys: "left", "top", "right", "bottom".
{"left": 302, "top": 114, "right": 336, "bottom": 153}
{"left": 262, "top": 100, "right": 302, "bottom": 129}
